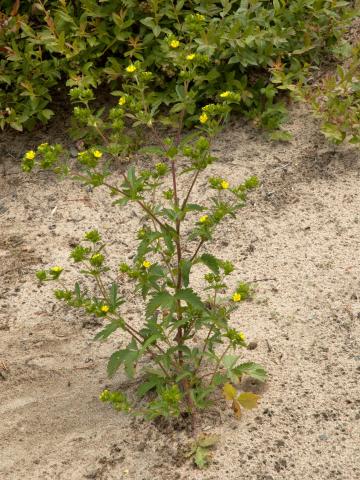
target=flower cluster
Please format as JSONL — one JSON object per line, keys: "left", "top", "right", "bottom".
{"left": 225, "top": 329, "right": 246, "bottom": 347}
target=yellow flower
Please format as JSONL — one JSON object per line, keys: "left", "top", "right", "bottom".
{"left": 238, "top": 332, "right": 246, "bottom": 342}
{"left": 93, "top": 150, "right": 102, "bottom": 158}
{"left": 143, "top": 260, "right": 152, "bottom": 269}
{"left": 199, "top": 215, "right": 208, "bottom": 223}
{"left": 51, "top": 266, "right": 63, "bottom": 273}
{"left": 199, "top": 113, "right": 208, "bottom": 124}
{"left": 186, "top": 53, "right": 196, "bottom": 60}
{"left": 126, "top": 65, "right": 137, "bottom": 73}
{"left": 170, "top": 39, "right": 180, "bottom": 48}
{"left": 196, "top": 14, "right": 205, "bottom": 21}
{"left": 221, "top": 180, "right": 229, "bottom": 189}
{"left": 25, "top": 150, "right": 36, "bottom": 160}
{"left": 118, "top": 97, "right": 126, "bottom": 105}
{"left": 220, "top": 91, "right": 231, "bottom": 98}
{"left": 232, "top": 293, "right": 241, "bottom": 302}
{"left": 101, "top": 305, "right": 110, "bottom": 313}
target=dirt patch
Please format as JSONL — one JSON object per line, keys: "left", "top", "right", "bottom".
{"left": 1, "top": 104, "right": 360, "bottom": 480}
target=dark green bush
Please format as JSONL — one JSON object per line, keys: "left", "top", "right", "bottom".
{"left": 0, "top": 0, "right": 355, "bottom": 131}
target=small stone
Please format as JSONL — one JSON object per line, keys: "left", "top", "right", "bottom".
{"left": 70, "top": 147, "right": 78, "bottom": 158}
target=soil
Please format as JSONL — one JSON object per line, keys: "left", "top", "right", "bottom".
{"left": 0, "top": 104, "right": 359, "bottom": 480}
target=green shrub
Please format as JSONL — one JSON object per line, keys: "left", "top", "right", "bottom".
{"left": 1, "top": 0, "right": 354, "bottom": 131}
{"left": 298, "top": 42, "right": 359, "bottom": 144}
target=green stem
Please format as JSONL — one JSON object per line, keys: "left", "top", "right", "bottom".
{"left": 193, "top": 323, "right": 214, "bottom": 376}
{"left": 208, "top": 344, "right": 231, "bottom": 386}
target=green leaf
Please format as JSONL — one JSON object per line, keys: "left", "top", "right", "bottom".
{"left": 273, "top": 0, "right": 281, "bottom": 11}
{"left": 197, "top": 434, "right": 219, "bottom": 448}
{"left": 233, "top": 362, "right": 267, "bottom": 382}
{"left": 94, "top": 319, "right": 125, "bottom": 341}
{"left": 180, "top": 259, "right": 192, "bottom": 288}
{"left": 146, "top": 291, "right": 175, "bottom": 317}
{"left": 321, "top": 123, "right": 345, "bottom": 143}
{"left": 113, "top": 197, "right": 129, "bottom": 207}
{"left": 194, "top": 446, "right": 208, "bottom": 469}
{"left": 139, "top": 334, "right": 160, "bottom": 355}
{"left": 237, "top": 392, "right": 260, "bottom": 410}
{"left": 199, "top": 253, "right": 220, "bottom": 274}
{"left": 74, "top": 282, "right": 81, "bottom": 299}
{"left": 107, "top": 350, "right": 126, "bottom": 377}
{"left": 127, "top": 166, "right": 136, "bottom": 188}
{"left": 137, "top": 381, "right": 156, "bottom": 397}
{"left": 138, "top": 146, "right": 164, "bottom": 156}
{"left": 270, "top": 130, "right": 293, "bottom": 142}
{"left": 222, "top": 355, "right": 239, "bottom": 370}
{"left": 223, "top": 355, "right": 241, "bottom": 383}
{"left": 184, "top": 203, "right": 204, "bottom": 212}
{"left": 107, "top": 339, "right": 139, "bottom": 378}
{"left": 175, "top": 288, "right": 204, "bottom": 310}
{"left": 36, "top": 270, "right": 47, "bottom": 281}
{"left": 108, "top": 282, "right": 124, "bottom": 310}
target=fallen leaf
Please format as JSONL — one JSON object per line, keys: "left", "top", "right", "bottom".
{"left": 237, "top": 392, "right": 260, "bottom": 410}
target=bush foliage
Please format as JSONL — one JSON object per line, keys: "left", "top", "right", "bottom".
{"left": 0, "top": 0, "right": 355, "bottom": 132}
{"left": 299, "top": 42, "right": 359, "bottom": 144}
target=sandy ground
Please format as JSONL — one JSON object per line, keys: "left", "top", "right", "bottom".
{"left": 0, "top": 105, "right": 359, "bottom": 480}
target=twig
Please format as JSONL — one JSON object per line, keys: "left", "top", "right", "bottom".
{"left": 248, "top": 277, "right": 277, "bottom": 283}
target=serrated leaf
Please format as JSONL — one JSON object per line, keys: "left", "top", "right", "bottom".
{"left": 270, "top": 130, "right": 293, "bottom": 142}
{"left": 222, "top": 355, "right": 239, "bottom": 370}
{"left": 138, "top": 145, "right": 164, "bottom": 155}
{"left": 199, "top": 253, "right": 220, "bottom": 274}
{"left": 146, "top": 291, "right": 175, "bottom": 317}
{"left": 180, "top": 259, "right": 192, "bottom": 287}
{"left": 194, "top": 446, "right": 208, "bottom": 469}
{"left": 137, "top": 379, "right": 158, "bottom": 397}
{"left": 233, "top": 362, "right": 267, "bottom": 382}
{"left": 185, "top": 203, "right": 204, "bottom": 212}
{"left": 223, "top": 383, "right": 237, "bottom": 401}
{"left": 107, "top": 339, "right": 138, "bottom": 378}
{"left": 175, "top": 288, "right": 204, "bottom": 310}
{"left": 109, "top": 282, "right": 119, "bottom": 310}
{"left": 113, "top": 197, "right": 129, "bottom": 207}
{"left": 273, "top": 0, "right": 280, "bottom": 11}
{"left": 237, "top": 392, "right": 260, "bottom": 410}
{"left": 321, "top": 123, "right": 345, "bottom": 142}
{"left": 94, "top": 319, "right": 124, "bottom": 341}
{"left": 107, "top": 350, "right": 127, "bottom": 377}
{"left": 138, "top": 334, "right": 160, "bottom": 355}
